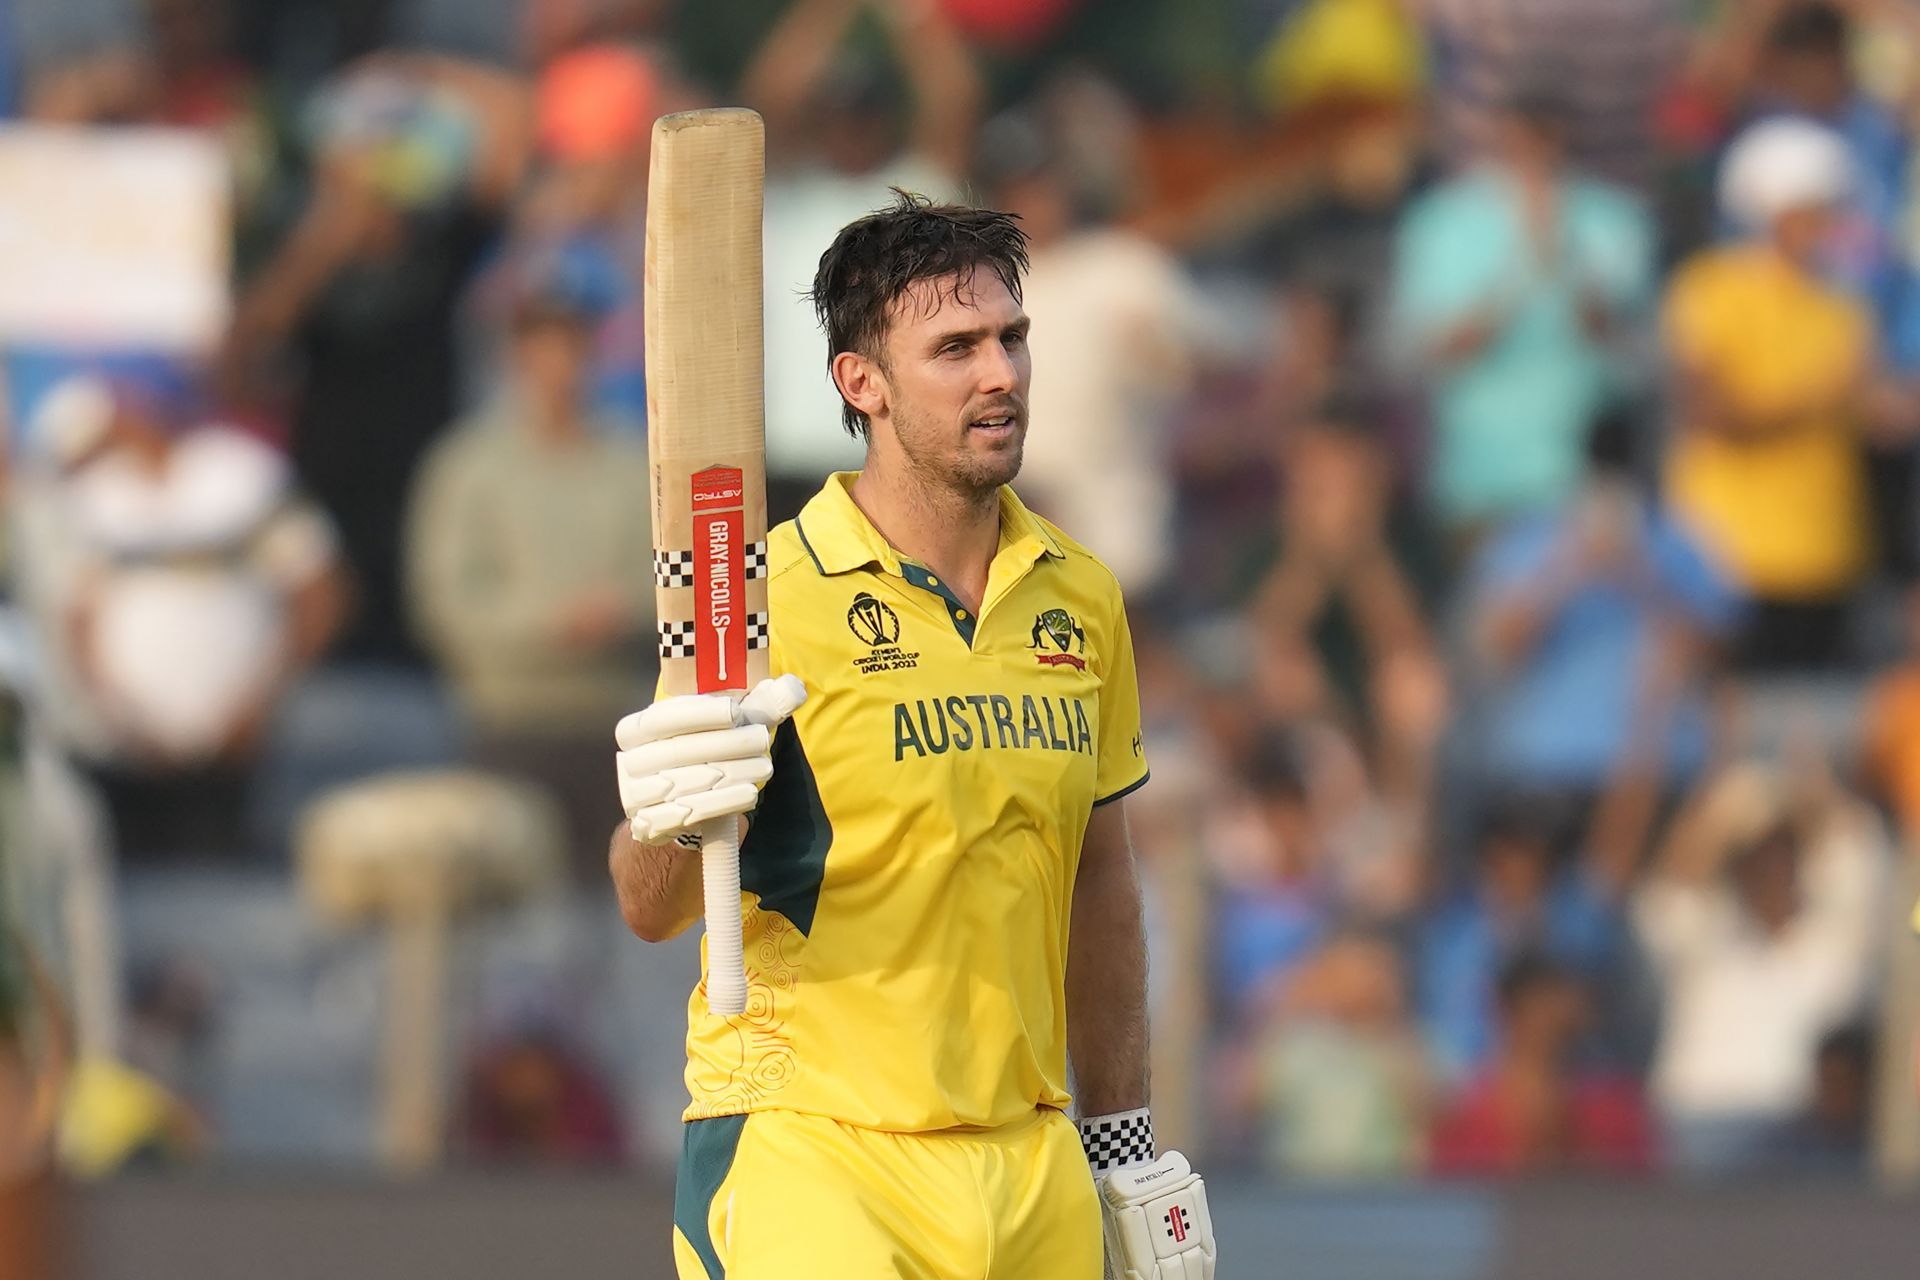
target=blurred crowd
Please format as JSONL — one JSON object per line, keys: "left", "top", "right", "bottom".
{"left": 3, "top": 0, "right": 1920, "bottom": 1188}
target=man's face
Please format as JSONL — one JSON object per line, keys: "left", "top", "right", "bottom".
{"left": 871, "top": 270, "right": 1031, "bottom": 496}
{"left": 513, "top": 317, "right": 593, "bottom": 408}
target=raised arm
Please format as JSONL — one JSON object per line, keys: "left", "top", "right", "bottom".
{"left": 739, "top": 0, "right": 866, "bottom": 144}
{"left": 876, "top": 0, "right": 984, "bottom": 178}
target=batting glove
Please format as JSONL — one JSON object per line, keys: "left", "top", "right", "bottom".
{"left": 1082, "top": 1110, "right": 1216, "bottom": 1280}
{"left": 614, "top": 675, "right": 807, "bottom": 844}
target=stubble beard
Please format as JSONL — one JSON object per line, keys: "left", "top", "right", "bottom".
{"left": 894, "top": 403, "right": 1025, "bottom": 505}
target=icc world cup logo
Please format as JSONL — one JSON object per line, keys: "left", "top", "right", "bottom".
{"left": 847, "top": 592, "right": 902, "bottom": 647}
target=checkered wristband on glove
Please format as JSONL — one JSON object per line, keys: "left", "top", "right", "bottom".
{"left": 1080, "top": 1108, "right": 1154, "bottom": 1173}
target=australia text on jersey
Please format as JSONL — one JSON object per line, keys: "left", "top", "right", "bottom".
{"left": 893, "top": 693, "right": 1094, "bottom": 761}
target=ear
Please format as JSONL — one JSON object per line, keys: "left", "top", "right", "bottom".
{"left": 831, "top": 350, "right": 889, "bottom": 427}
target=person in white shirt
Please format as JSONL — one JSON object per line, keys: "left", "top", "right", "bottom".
{"left": 1633, "top": 762, "right": 1888, "bottom": 1173}
{"left": 741, "top": 0, "right": 983, "bottom": 512}
{"left": 38, "top": 368, "right": 346, "bottom": 860}
{"left": 989, "top": 141, "right": 1209, "bottom": 595}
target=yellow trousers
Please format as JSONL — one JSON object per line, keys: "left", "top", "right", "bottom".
{"left": 672, "top": 1107, "right": 1102, "bottom": 1278}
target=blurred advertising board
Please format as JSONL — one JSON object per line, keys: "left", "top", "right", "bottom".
{"left": 0, "top": 126, "right": 229, "bottom": 354}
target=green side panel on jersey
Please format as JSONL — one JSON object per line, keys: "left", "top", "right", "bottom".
{"left": 739, "top": 722, "right": 833, "bottom": 936}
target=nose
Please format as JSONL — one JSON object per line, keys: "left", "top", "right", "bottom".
{"left": 976, "top": 340, "right": 1018, "bottom": 397}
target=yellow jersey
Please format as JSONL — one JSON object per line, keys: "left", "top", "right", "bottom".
{"left": 679, "top": 472, "right": 1149, "bottom": 1132}
{"left": 1663, "top": 246, "right": 1873, "bottom": 601}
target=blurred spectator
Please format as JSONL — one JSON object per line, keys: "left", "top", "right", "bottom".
{"left": 1418, "top": 801, "right": 1636, "bottom": 1084}
{"left": 1702, "top": 2, "right": 1920, "bottom": 361}
{"left": 1243, "top": 930, "right": 1428, "bottom": 1181}
{"left": 1429, "top": 954, "right": 1655, "bottom": 1177}
{"left": 458, "top": 1033, "right": 626, "bottom": 1166}
{"left": 478, "top": 38, "right": 701, "bottom": 426}
{"left": 228, "top": 55, "right": 530, "bottom": 665}
{"left": 1663, "top": 118, "right": 1873, "bottom": 670}
{"left": 1633, "top": 764, "right": 1887, "bottom": 1174}
{"left": 1767, "top": 1023, "right": 1876, "bottom": 1174}
{"left": 1252, "top": 0, "right": 1425, "bottom": 115}
{"left": 1392, "top": 88, "right": 1655, "bottom": 545}
{"left": 989, "top": 119, "right": 1207, "bottom": 594}
{"left": 1212, "top": 733, "right": 1334, "bottom": 1026}
{"left": 406, "top": 281, "right": 653, "bottom": 875}
{"left": 456, "top": 993, "right": 626, "bottom": 1167}
{"left": 25, "top": 0, "right": 256, "bottom": 128}
{"left": 1234, "top": 115, "right": 1423, "bottom": 408}
{"left": 44, "top": 368, "right": 345, "bottom": 861}
{"left": 1212, "top": 722, "right": 1424, "bottom": 1029}
{"left": 22, "top": 1, "right": 282, "bottom": 240}
{"left": 1244, "top": 417, "right": 1449, "bottom": 806}
{"left": 1420, "top": 0, "right": 1689, "bottom": 192}
{"left": 1740, "top": 1, "right": 1920, "bottom": 575}
{"left": 1467, "top": 410, "right": 1741, "bottom": 812}
{"left": 743, "top": 0, "right": 982, "bottom": 514}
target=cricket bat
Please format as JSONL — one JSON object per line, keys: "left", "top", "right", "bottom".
{"left": 645, "top": 108, "right": 768, "bottom": 1017}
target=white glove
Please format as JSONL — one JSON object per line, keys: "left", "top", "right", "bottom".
{"left": 614, "top": 675, "right": 807, "bottom": 844}
{"left": 1099, "top": 1151, "right": 1216, "bottom": 1280}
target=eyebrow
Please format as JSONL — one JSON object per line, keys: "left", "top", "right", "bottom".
{"left": 927, "top": 314, "right": 1031, "bottom": 349}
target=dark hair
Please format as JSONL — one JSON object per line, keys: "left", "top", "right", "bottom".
{"left": 1768, "top": 2, "right": 1848, "bottom": 56}
{"left": 808, "top": 190, "right": 1030, "bottom": 440}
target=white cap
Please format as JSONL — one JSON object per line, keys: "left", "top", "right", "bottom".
{"left": 1718, "top": 117, "right": 1855, "bottom": 232}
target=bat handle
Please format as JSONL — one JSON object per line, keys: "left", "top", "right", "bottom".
{"left": 700, "top": 816, "right": 748, "bottom": 1016}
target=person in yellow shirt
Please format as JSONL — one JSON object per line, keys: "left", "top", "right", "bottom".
{"left": 1664, "top": 116, "right": 1875, "bottom": 670}
{"left": 608, "top": 195, "right": 1214, "bottom": 1278}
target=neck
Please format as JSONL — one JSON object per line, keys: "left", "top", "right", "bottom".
{"left": 849, "top": 452, "right": 1001, "bottom": 610}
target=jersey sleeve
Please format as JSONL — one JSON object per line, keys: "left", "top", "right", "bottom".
{"left": 1094, "top": 596, "right": 1149, "bottom": 806}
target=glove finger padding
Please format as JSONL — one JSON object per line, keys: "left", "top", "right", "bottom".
{"left": 1099, "top": 1152, "right": 1215, "bottom": 1280}
{"left": 617, "top": 757, "right": 775, "bottom": 814}
{"left": 615, "top": 676, "right": 808, "bottom": 749}
{"left": 628, "top": 782, "right": 764, "bottom": 843}
{"left": 615, "top": 693, "right": 739, "bottom": 748}
{"left": 613, "top": 677, "right": 809, "bottom": 843}
{"left": 619, "top": 724, "right": 770, "bottom": 778}
{"left": 738, "top": 674, "right": 807, "bottom": 726}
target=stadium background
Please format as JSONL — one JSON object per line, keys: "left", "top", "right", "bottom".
{"left": 3, "top": 0, "right": 1920, "bottom": 1276}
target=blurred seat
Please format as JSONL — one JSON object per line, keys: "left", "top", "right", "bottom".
{"left": 296, "top": 770, "right": 565, "bottom": 1172}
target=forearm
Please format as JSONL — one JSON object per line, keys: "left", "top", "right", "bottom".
{"left": 608, "top": 822, "right": 705, "bottom": 943}
{"left": 740, "top": 0, "right": 861, "bottom": 134}
{"left": 232, "top": 217, "right": 350, "bottom": 345}
{"left": 1066, "top": 820, "right": 1151, "bottom": 1116}
{"left": 886, "top": 1, "right": 983, "bottom": 175}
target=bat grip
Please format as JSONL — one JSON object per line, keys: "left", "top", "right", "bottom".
{"left": 700, "top": 816, "right": 748, "bottom": 1016}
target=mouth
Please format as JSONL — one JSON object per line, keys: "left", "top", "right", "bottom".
{"left": 967, "top": 409, "right": 1023, "bottom": 438}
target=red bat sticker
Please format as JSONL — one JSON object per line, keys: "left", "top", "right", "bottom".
{"left": 691, "top": 465, "right": 747, "bottom": 692}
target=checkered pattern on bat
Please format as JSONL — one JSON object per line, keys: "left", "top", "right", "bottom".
{"left": 658, "top": 620, "right": 696, "bottom": 660}
{"left": 653, "top": 542, "right": 769, "bottom": 589}
{"left": 654, "top": 549, "right": 694, "bottom": 589}
{"left": 656, "top": 615, "right": 769, "bottom": 660}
